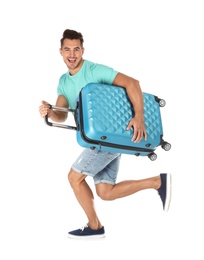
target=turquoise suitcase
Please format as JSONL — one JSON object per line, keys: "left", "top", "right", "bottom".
{"left": 45, "top": 83, "right": 171, "bottom": 160}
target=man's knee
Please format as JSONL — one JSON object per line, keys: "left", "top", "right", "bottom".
{"left": 96, "top": 183, "right": 114, "bottom": 201}
{"left": 68, "top": 168, "right": 86, "bottom": 188}
{"left": 68, "top": 168, "right": 74, "bottom": 184}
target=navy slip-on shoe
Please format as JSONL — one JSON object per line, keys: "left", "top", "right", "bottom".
{"left": 67, "top": 224, "right": 105, "bottom": 239}
{"left": 157, "top": 173, "right": 172, "bottom": 212}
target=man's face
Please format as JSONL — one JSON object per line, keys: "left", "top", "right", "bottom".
{"left": 60, "top": 39, "right": 84, "bottom": 75}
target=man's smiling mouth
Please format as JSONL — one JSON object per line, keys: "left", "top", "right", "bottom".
{"left": 68, "top": 58, "right": 76, "bottom": 63}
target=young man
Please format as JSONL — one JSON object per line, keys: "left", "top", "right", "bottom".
{"left": 39, "top": 29, "right": 172, "bottom": 239}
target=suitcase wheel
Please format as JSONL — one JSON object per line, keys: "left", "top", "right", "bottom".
{"left": 155, "top": 96, "right": 166, "bottom": 107}
{"left": 161, "top": 142, "right": 171, "bottom": 151}
{"left": 159, "top": 99, "right": 166, "bottom": 107}
{"left": 148, "top": 152, "right": 157, "bottom": 161}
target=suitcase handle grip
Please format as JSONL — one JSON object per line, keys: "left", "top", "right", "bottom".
{"left": 44, "top": 104, "right": 77, "bottom": 131}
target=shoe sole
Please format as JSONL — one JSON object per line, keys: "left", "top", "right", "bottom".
{"left": 67, "top": 233, "right": 106, "bottom": 239}
{"left": 164, "top": 173, "right": 172, "bottom": 212}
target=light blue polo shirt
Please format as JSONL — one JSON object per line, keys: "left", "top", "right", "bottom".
{"left": 57, "top": 60, "right": 118, "bottom": 109}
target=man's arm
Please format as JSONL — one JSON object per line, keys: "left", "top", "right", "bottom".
{"left": 112, "top": 72, "right": 147, "bottom": 142}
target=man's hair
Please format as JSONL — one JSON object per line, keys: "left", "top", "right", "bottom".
{"left": 60, "top": 29, "right": 84, "bottom": 47}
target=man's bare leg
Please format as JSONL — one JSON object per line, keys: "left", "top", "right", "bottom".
{"left": 95, "top": 176, "right": 161, "bottom": 200}
{"left": 68, "top": 169, "right": 162, "bottom": 229}
{"left": 68, "top": 169, "right": 103, "bottom": 230}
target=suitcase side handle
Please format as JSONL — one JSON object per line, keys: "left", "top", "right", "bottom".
{"left": 44, "top": 104, "right": 77, "bottom": 131}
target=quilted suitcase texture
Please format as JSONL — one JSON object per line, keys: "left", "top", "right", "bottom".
{"left": 75, "top": 83, "right": 171, "bottom": 160}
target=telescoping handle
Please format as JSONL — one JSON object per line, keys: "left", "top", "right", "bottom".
{"left": 44, "top": 105, "right": 77, "bottom": 130}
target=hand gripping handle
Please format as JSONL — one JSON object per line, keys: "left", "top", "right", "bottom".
{"left": 44, "top": 104, "right": 77, "bottom": 130}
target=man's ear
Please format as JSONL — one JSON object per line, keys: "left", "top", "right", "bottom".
{"left": 59, "top": 48, "right": 62, "bottom": 55}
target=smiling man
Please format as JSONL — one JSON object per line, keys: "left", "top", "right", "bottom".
{"left": 39, "top": 29, "right": 172, "bottom": 239}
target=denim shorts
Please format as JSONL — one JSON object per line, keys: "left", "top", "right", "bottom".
{"left": 71, "top": 148, "right": 121, "bottom": 185}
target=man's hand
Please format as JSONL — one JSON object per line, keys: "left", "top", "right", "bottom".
{"left": 126, "top": 116, "right": 147, "bottom": 142}
{"left": 39, "top": 100, "right": 52, "bottom": 118}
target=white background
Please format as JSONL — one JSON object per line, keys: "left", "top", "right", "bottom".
{"left": 0, "top": 0, "right": 203, "bottom": 259}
